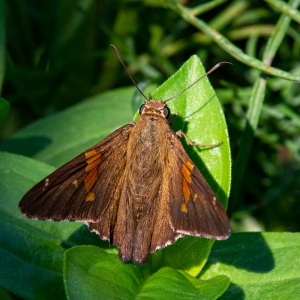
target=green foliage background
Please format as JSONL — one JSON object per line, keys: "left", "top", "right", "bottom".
{"left": 1, "top": 0, "right": 300, "bottom": 299}
{"left": 3, "top": 0, "right": 300, "bottom": 234}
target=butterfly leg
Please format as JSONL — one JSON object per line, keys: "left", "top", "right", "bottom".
{"left": 176, "top": 130, "right": 223, "bottom": 148}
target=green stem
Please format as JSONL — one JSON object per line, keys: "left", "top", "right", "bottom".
{"left": 168, "top": 2, "right": 300, "bottom": 81}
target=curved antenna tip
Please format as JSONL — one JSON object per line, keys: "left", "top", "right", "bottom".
{"left": 164, "top": 61, "right": 232, "bottom": 103}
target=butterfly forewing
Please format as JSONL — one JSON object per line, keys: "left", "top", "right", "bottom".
{"left": 19, "top": 124, "right": 134, "bottom": 222}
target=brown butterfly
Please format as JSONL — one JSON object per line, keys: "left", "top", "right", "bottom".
{"left": 19, "top": 45, "right": 231, "bottom": 264}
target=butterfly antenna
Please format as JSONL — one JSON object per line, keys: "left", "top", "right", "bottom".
{"left": 111, "top": 44, "right": 148, "bottom": 101}
{"left": 164, "top": 61, "right": 232, "bottom": 103}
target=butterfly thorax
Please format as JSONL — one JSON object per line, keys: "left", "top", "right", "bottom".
{"left": 126, "top": 100, "right": 170, "bottom": 221}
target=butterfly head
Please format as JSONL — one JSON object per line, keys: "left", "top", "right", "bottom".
{"left": 139, "top": 100, "right": 170, "bottom": 119}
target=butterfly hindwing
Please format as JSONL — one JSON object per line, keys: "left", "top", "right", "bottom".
{"left": 167, "top": 132, "right": 230, "bottom": 240}
{"left": 19, "top": 124, "right": 134, "bottom": 222}
{"left": 146, "top": 130, "right": 230, "bottom": 254}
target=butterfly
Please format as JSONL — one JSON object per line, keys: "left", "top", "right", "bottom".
{"left": 19, "top": 46, "right": 231, "bottom": 264}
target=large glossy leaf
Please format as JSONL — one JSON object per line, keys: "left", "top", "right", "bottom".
{"left": 142, "top": 55, "right": 231, "bottom": 275}
{"left": 136, "top": 55, "right": 231, "bottom": 208}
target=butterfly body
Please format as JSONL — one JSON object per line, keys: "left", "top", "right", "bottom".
{"left": 19, "top": 99, "right": 230, "bottom": 264}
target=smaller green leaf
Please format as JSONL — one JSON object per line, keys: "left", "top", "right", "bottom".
{"left": 140, "top": 267, "right": 230, "bottom": 300}
{"left": 64, "top": 246, "right": 151, "bottom": 300}
{"left": 64, "top": 245, "right": 230, "bottom": 300}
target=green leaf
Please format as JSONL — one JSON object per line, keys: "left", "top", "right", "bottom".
{"left": 142, "top": 55, "right": 231, "bottom": 275}
{"left": 201, "top": 232, "right": 300, "bottom": 299}
{"left": 151, "top": 55, "right": 231, "bottom": 208}
{"left": 140, "top": 267, "right": 230, "bottom": 300}
{"left": 64, "top": 245, "right": 230, "bottom": 300}
{"left": 64, "top": 246, "right": 150, "bottom": 299}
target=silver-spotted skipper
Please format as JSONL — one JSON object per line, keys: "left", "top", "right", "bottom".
{"left": 19, "top": 45, "right": 231, "bottom": 264}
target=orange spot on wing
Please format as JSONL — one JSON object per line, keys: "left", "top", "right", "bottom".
{"left": 182, "top": 178, "right": 190, "bottom": 202}
{"left": 85, "top": 191, "right": 95, "bottom": 201}
{"left": 84, "top": 168, "right": 98, "bottom": 192}
{"left": 186, "top": 160, "right": 194, "bottom": 171}
{"left": 85, "top": 155, "right": 101, "bottom": 172}
{"left": 181, "top": 161, "right": 194, "bottom": 212}
{"left": 182, "top": 161, "right": 194, "bottom": 183}
{"left": 182, "top": 164, "right": 191, "bottom": 183}
{"left": 85, "top": 149, "right": 97, "bottom": 159}
{"left": 181, "top": 203, "right": 188, "bottom": 213}
{"left": 87, "top": 152, "right": 101, "bottom": 164}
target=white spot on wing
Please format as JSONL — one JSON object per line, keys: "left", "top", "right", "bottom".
{"left": 213, "top": 196, "right": 217, "bottom": 206}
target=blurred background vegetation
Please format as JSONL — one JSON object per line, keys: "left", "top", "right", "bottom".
{"left": 1, "top": 0, "right": 300, "bottom": 234}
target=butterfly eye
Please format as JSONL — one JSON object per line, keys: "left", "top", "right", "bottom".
{"left": 139, "top": 104, "right": 145, "bottom": 115}
{"left": 163, "top": 106, "right": 170, "bottom": 118}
